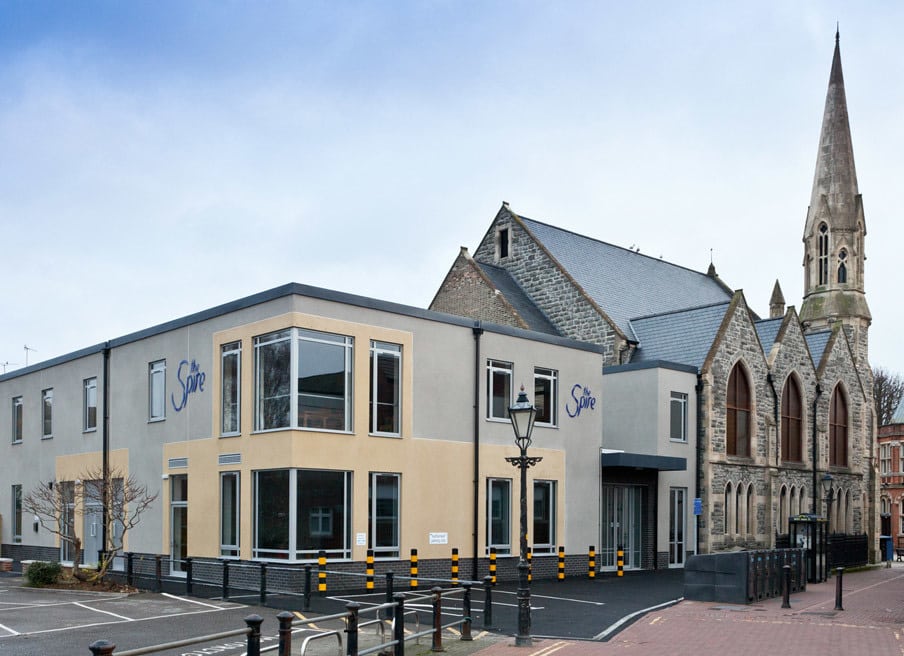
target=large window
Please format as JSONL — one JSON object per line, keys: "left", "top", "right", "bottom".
{"left": 370, "top": 342, "right": 401, "bottom": 436}
{"left": 12, "top": 396, "right": 22, "bottom": 444}
{"left": 253, "top": 468, "right": 352, "bottom": 561}
{"left": 487, "top": 478, "right": 511, "bottom": 554}
{"left": 370, "top": 473, "right": 400, "bottom": 558}
{"left": 11, "top": 484, "right": 22, "bottom": 543}
{"left": 726, "top": 363, "right": 751, "bottom": 457}
{"left": 487, "top": 360, "right": 512, "bottom": 420}
{"left": 149, "top": 360, "right": 166, "bottom": 421}
{"left": 221, "top": 342, "right": 241, "bottom": 436}
{"left": 220, "top": 472, "right": 240, "bottom": 557}
{"left": 670, "top": 392, "right": 688, "bottom": 442}
{"left": 254, "top": 328, "right": 353, "bottom": 432}
{"left": 817, "top": 223, "right": 829, "bottom": 285}
{"left": 781, "top": 376, "right": 803, "bottom": 462}
{"left": 84, "top": 378, "right": 97, "bottom": 432}
{"left": 880, "top": 444, "right": 891, "bottom": 475}
{"left": 532, "top": 480, "right": 556, "bottom": 554}
{"left": 534, "top": 368, "right": 558, "bottom": 427}
{"left": 829, "top": 386, "right": 848, "bottom": 467}
{"left": 41, "top": 388, "right": 53, "bottom": 439}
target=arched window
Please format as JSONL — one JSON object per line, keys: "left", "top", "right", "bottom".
{"left": 790, "top": 486, "right": 798, "bottom": 517}
{"left": 746, "top": 484, "right": 755, "bottom": 536}
{"left": 837, "top": 248, "right": 848, "bottom": 283}
{"left": 779, "top": 486, "right": 788, "bottom": 533}
{"left": 844, "top": 489, "right": 852, "bottom": 534}
{"left": 735, "top": 485, "right": 743, "bottom": 535}
{"left": 726, "top": 363, "right": 751, "bottom": 457}
{"left": 781, "top": 376, "right": 803, "bottom": 462}
{"left": 829, "top": 386, "right": 848, "bottom": 467}
{"left": 817, "top": 223, "right": 829, "bottom": 285}
{"left": 724, "top": 483, "right": 733, "bottom": 536}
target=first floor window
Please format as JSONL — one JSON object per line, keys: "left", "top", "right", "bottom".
{"left": 487, "top": 478, "right": 511, "bottom": 554}
{"left": 532, "top": 480, "right": 556, "bottom": 553}
{"left": 370, "top": 342, "right": 401, "bottom": 435}
{"left": 12, "top": 484, "right": 22, "bottom": 543}
{"left": 149, "top": 360, "right": 166, "bottom": 420}
{"left": 726, "top": 363, "right": 751, "bottom": 457}
{"left": 670, "top": 392, "right": 688, "bottom": 442}
{"left": 41, "top": 388, "right": 53, "bottom": 438}
{"left": 221, "top": 342, "right": 241, "bottom": 435}
{"left": 84, "top": 378, "right": 97, "bottom": 431}
{"left": 534, "top": 368, "right": 558, "bottom": 426}
{"left": 12, "top": 396, "right": 22, "bottom": 443}
{"left": 370, "top": 473, "right": 400, "bottom": 558}
{"left": 487, "top": 360, "right": 512, "bottom": 420}
{"left": 220, "top": 472, "right": 240, "bottom": 557}
{"left": 880, "top": 444, "right": 891, "bottom": 474}
{"left": 829, "top": 387, "right": 848, "bottom": 467}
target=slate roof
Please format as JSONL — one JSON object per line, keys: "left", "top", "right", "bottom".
{"left": 892, "top": 399, "right": 904, "bottom": 424}
{"left": 755, "top": 318, "right": 784, "bottom": 355}
{"left": 805, "top": 330, "right": 833, "bottom": 368}
{"left": 629, "top": 302, "right": 731, "bottom": 370}
{"left": 520, "top": 216, "right": 734, "bottom": 338}
{"left": 477, "top": 262, "right": 561, "bottom": 336}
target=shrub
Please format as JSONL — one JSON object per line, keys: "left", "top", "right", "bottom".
{"left": 25, "top": 561, "right": 62, "bottom": 587}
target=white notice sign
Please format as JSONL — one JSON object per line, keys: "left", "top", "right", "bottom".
{"left": 356, "top": 533, "right": 367, "bottom": 546}
{"left": 429, "top": 532, "right": 448, "bottom": 545}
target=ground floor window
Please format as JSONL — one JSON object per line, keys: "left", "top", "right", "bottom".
{"left": 11, "top": 484, "right": 22, "bottom": 544}
{"left": 532, "top": 480, "right": 556, "bottom": 554}
{"left": 669, "top": 487, "right": 686, "bottom": 566}
{"left": 487, "top": 478, "right": 511, "bottom": 555}
{"left": 220, "top": 472, "right": 240, "bottom": 557}
{"left": 369, "top": 473, "right": 400, "bottom": 558}
{"left": 253, "top": 468, "right": 352, "bottom": 561}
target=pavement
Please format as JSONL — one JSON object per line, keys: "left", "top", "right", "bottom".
{"left": 467, "top": 561, "right": 904, "bottom": 656}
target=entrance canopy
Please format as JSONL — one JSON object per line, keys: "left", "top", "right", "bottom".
{"left": 600, "top": 451, "right": 686, "bottom": 471}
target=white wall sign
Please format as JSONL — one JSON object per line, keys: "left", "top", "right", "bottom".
{"left": 356, "top": 533, "right": 367, "bottom": 546}
{"left": 429, "top": 532, "right": 448, "bottom": 545}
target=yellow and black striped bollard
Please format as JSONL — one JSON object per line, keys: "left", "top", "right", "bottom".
{"left": 557, "top": 546, "right": 565, "bottom": 581}
{"left": 366, "top": 549, "right": 375, "bottom": 590}
{"left": 617, "top": 545, "right": 624, "bottom": 577}
{"left": 451, "top": 547, "right": 459, "bottom": 586}
{"left": 318, "top": 550, "right": 327, "bottom": 593}
{"left": 490, "top": 547, "right": 497, "bottom": 585}
{"left": 527, "top": 547, "right": 532, "bottom": 583}
{"left": 589, "top": 546, "right": 596, "bottom": 579}
{"left": 410, "top": 548, "right": 418, "bottom": 589}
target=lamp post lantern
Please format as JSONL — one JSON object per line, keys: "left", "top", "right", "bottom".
{"left": 506, "top": 386, "right": 542, "bottom": 647}
{"left": 821, "top": 473, "right": 835, "bottom": 533}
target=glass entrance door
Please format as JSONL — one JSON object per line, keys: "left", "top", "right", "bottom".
{"left": 669, "top": 487, "right": 686, "bottom": 567}
{"left": 600, "top": 485, "right": 643, "bottom": 569}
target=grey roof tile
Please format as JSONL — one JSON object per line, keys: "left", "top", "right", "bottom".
{"left": 629, "top": 302, "right": 731, "bottom": 370}
{"left": 755, "top": 318, "right": 784, "bottom": 354}
{"left": 805, "top": 331, "right": 832, "bottom": 368}
{"left": 521, "top": 216, "right": 734, "bottom": 336}
{"left": 477, "top": 262, "right": 561, "bottom": 336}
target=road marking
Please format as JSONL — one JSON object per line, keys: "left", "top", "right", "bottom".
{"left": 0, "top": 622, "right": 19, "bottom": 636}
{"left": 162, "top": 592, "right": 230, "bottom": 609}
{"left": 593, "top": 597, "right": 683, "bottom": 640}
{"left": 529, "top": 640, "right": 568, "bottom": 656}
{"left": 74, "top": 601, "right": 133, "bottom": 621}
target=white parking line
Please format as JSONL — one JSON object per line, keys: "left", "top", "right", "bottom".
{"left": 593, "top": 597, "right": 683, "bottom": 640}
{"left": 0, "top": 622, "right": 19, "bottom": 636}
{"left": 162, "top": 592, "right": 229, "bottom": 609}
{"left": 74, "top": 601, "right": 133, "bottom": 621}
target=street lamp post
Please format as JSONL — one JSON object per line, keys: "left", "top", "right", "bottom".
{"left": 506, "top": 387, "right": 542, "bottom": 647}
{"left": 821, "top": 473, "right": 834, "bottom": 533}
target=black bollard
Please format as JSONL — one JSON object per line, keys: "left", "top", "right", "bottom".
{"left": 304, "top": 564, "right": 312, "bottom": 611}
{"left": 461, "top": 583, "right": 473, "bottom": 641}
{"left": 781, "top": 565, "right": 791, "bottom": 609}
{"left": 431, "top": 587, "right": 443, "bottom": 652}
{"left": 277, "top": 610, "right": 294, "bottom": 655}
{"left": 88, "top": 639, "right": 116, "bottom": 655}
{"left": 245, "top": 614, "right": 263, "bottom": 656}
{"left": 393, "top": 593, "right": 406, "bottom": 656}
{"left": 385, "top": 571, "right": 395, "bottom": 620}
{"left": 346, "top": 602, "right": 360, "bottom": 656}
{"left": 834, "top": 567, "right": 844, "bottom": 611}
{"left": 483, "top": 575, "right": 494, "bottom": 629}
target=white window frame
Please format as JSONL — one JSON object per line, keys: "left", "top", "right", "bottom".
{"left": 12, "top": 396, "right": 22, "bottom": 444}
{"left": 487, "top": 478, "right": 512, "bottom": 555}
{"left": 220, "top": 471, "right": 240, "bottom": 558}
{"left": 534, "top": 368, "right": 558, "bottom": 427}
{"left": 487, "top": 360, "right": 513, "bottom": 421}
{"left": 41, "top": 388, "right": 53, "bottom": 439}
{"left": 880, "top": 444, "right": 891, "bottom": 474}
{"left": 670, "top": 391, "right": 688, "bottom": 442}
{"left": 221, "top": 342, "right": 242, "bottom": 436}
{"left": 532, "top": 480, "right": 556, "bottom": 554}
{"left": 369, "top": 472, "right": 401, "bottom": 559}
{"left": 149, "top": 360, "right": 166, "bottom": 421}
{"left": 84, "top": 377, "right": 98, "bottom": 432}
{"left": 370, "top": 341, "right": 401, "bottom": 437}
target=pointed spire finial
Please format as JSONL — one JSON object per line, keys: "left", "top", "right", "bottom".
{"left": 836, "top": 23, "right": 839, "bottom": 44}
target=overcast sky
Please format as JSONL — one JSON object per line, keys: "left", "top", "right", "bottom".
{"left": 2, "top": 1, "right": 902, "bottom": 378}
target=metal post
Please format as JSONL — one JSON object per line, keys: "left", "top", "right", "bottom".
{"left": 277, "top": 610, "right": 294, "bottom": 656}
{"left": 489, "top": 547, "right": 497, "bottom": 585}
{"left": 781, "top": 565, "right": 791, "bottom": 609}
{"left": 366, "top": 549, "right": 374, "bottom": 590}
{"left": 245, "top": 614, "right": 264, "bottom": 656}
{"left": 185, "top": 557, "right": 193, "bottom": 596}
{"left": 345, "top": 602, "right": 360, "bottom": 656}
{"left": 155, "top": 555, "right": 162, "bottom": 593}
{"left": 617, "top": 545, "right": 624, "bottom": 577}
{"left": 88, "top": 639, "right": 116, "bottom": 655}
{"left": 260, "top": 562, "right": 267, "bottom": 606}
{"left": 318, "top": 550, "right": 327, "bottom": 594}
{"left": 482, "top": 575, "right": 493, "bottom": 629}
{"left": 588, "top": 546, "right": 596, "bottom": 579}
{"left": 393, "top": 593, "right": 406, "bottom": 656}
{"left": 410, "top": 548, "right": 419, "bottom": 590}
{"left": 516, "top": 450, "right": 531, "bottom": 646}
{"left": 461, "top": 583, "right": 473, "bottom": 641}
{"left": 222, "top": 560, "right": 230, "bottom": 601}
{"left": 304, "top": 565, "right": 312, "bottom": 611}
{"left": 834, "top": 567, "right": 844, "bottom": 611}
{"left": 385, "top": 571, "right": 395, "bottom": 620}
{"left": 431, "top": 586, "right": 443, "bottom": 652}
{"left": 451, "top": 547, "right": 459, "bottom": 586}
{"left": 126, "top": 552, "right": 133, "bottom": 587}
{"left": 558, "top": 546, "right": 565, "bottom": 581}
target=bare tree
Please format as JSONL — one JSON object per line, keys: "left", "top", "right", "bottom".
{"left": 874, "top": 366, "right": 904, "bottom": 427}
{"left": 23, "top": 466, "right": 158, "bottom": 582}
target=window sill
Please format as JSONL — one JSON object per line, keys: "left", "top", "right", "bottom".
{"left": 370, "top": 432, "right": 402, "bottom": 439}
{"left": 669, "top": 438, "right": 688, "bottom": 444}
{"left": 83, "top": 428, "right": 97, "bottom": 435}
{"left": 535, "top": 423, "right": 558, "bottom": 430}
{"left": 220, "top": 433, "right": 241, "bottom": 439}
{"left": 41, "top": 436, "right": 53, "bottom": 441}
{"left": 148, "top": 417, "right": 166, "bottom": 424}
{"left": 11, "top": 440, "right": 22, "bottom": 445}
{"left": 486, "top": 417, "right": 512, "bottom": 424}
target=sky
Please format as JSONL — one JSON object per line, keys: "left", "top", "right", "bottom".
{"left": 1, "top": 1, "right": 903, "bottom": 377}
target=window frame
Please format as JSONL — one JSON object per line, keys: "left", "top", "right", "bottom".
{"left": 149, "top": 360, "right": 166, "bottom": 421}
{"left": 369, "top": 472, "right": 401, "bottom": 559}
{"left": 781, "top": 376, "right": 803, "bottom": 462}
{"left": 11, "top": 396, "right": 23, "bottom": 444}
{"left": 726, "top": 363, "right": 751, "bottom": 458}
{"left": 370, "top": 341, "right": 401, "bottom": 437}
{"left": 487, "top": 477, "right": 512, "bottom": 555}
{"left": 817, "top": 223, "right": 829, "bottom": 285}
{"left": 221, "top": 341, "right": 242, "bottom": 436}
{"left": 534, "top": 368, "right": 558, "bottom": 427}
{"left": 532, "top": 480, "right": 556, "bottom": 554}
{"left": 220, "top": 471, "right": 240, "bottom": 558}
{"left": 829, "top": 386, "right": 848, "bottom": 468}
{"left": 41, "top": 388, "right": 53, "bottom": 439}
{"left": 669, "top": 391, "right": 688, "bottom": 442}
{"left": 84, "top": 377, "right": 98, "bottom": 432}
{"left": 486, "top": 360, "right": 513, "bottom": 421}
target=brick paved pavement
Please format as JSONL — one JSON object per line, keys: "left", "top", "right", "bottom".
{"left": 470, "top": 562, "right": 904, "bottom": 656}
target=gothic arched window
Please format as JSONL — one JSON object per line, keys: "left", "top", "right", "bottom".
{"left": 781, "top": 376, "right": 803, "bottom": 462}
{"left": 817, "top": 223, "right": 829, "bottom": 285}
{"left": 726, "top": 363, "right": 751, "bottom": 457}
{"left": 829, "top": 385, "right": 848, "bottom": 467}
{"left": 838, "top": 249, "right": 848, "bottom": 283}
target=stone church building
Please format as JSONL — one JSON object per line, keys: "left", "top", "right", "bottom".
{"left": 431, "top": 33, "right": 876, "bottom": 563}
